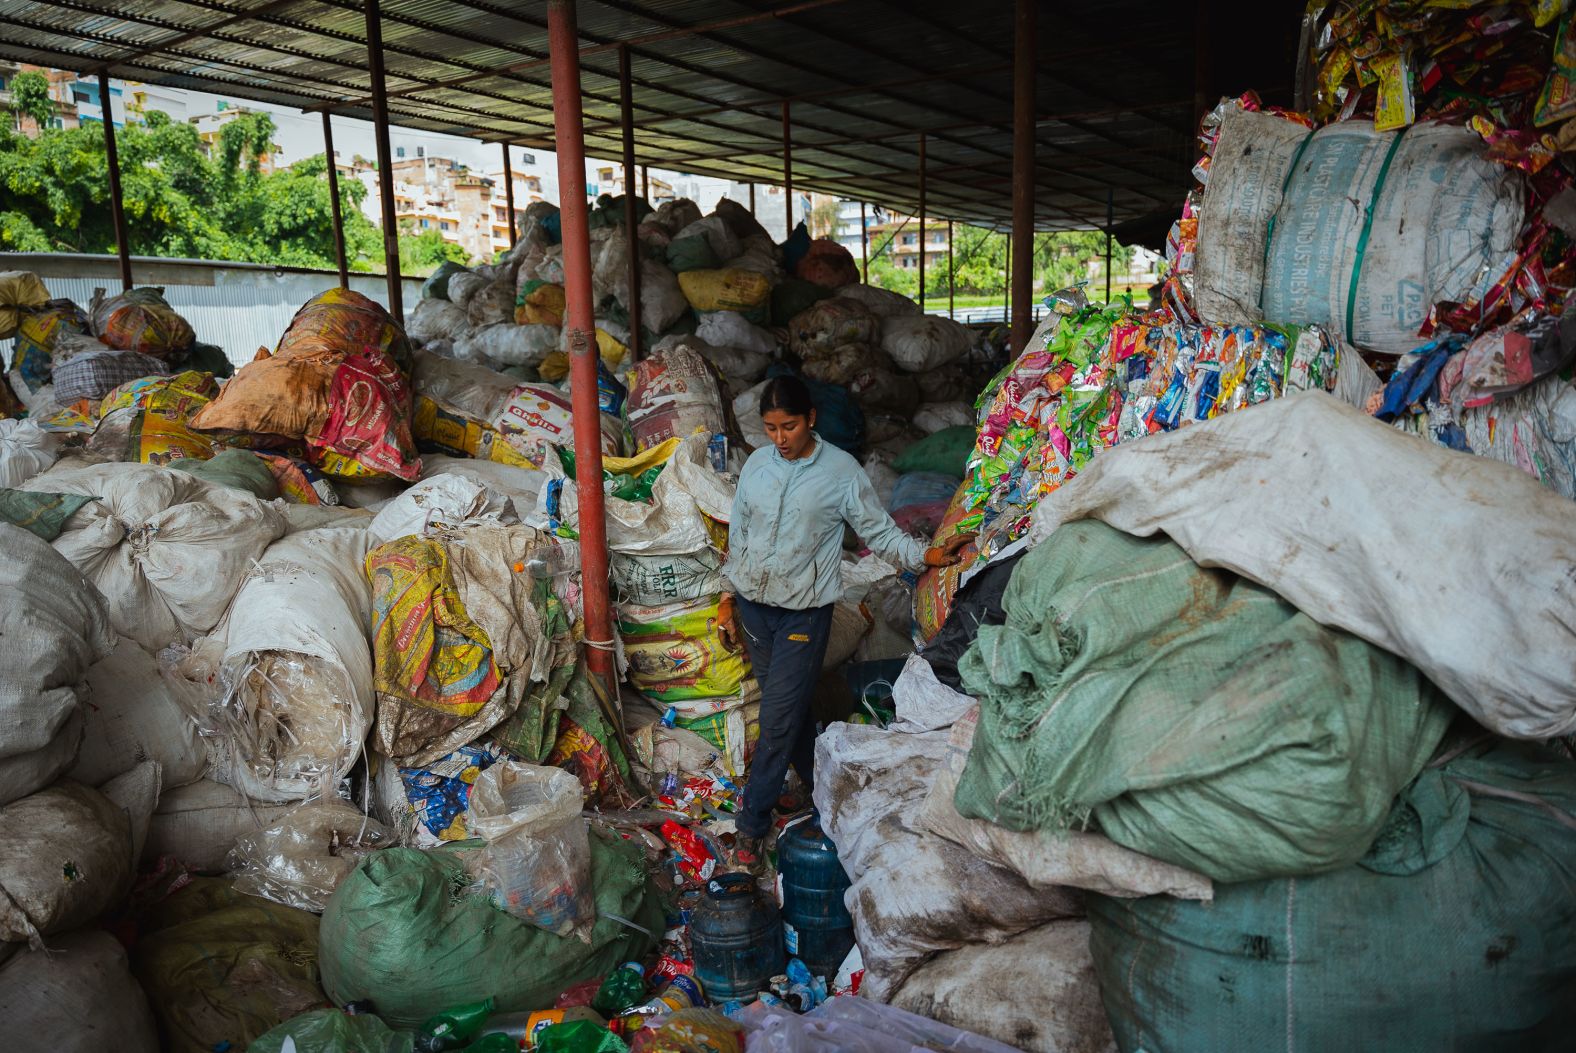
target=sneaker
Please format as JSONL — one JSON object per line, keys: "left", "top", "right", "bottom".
{"left": 730, "top": 833, "right": 765, "bottom": 875}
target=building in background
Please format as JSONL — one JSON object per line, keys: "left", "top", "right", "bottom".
{"left": 0, "top": 62, "right": 80, "bottom": 133}
{"left": 191, "top": 106, "right": 285, "bottom": 173}
{"left": 485, "top": 162, "right": 546, "bottom": 256}
{"left": 593, "top": 163, "right": 676, "bottom": 204}
{"left": 867, "top": 215, "right": 952, "bottom": 270}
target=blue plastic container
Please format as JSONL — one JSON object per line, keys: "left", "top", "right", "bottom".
{"left": 778, "top": 816, "right": 855, "bottom": 981}
{"left": 690, "top": 872, "right": 785, "bottom": 1002}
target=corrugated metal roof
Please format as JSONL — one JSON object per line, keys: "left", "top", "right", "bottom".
{"left": 0, "top": 0, "right": 1300, "bottom": 231}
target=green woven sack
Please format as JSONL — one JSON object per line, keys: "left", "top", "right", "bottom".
{"left": 892, "top": 426, "right": 975, "bottom": 479}
{"left": 770, "top": 278, "right": 833, "bottom": 327}
{"left": 170, "top": 448, "right": 279, "bottom": 499}
{"left": 665, "top": 234, "right": 720, "bottom": 274}
{"left": 248, "top": 1008, "right": 414, "bottom": 1053}
{"left": 955, "top": 520, "right": 1453, "bottom": 882}
{"left": 1088, "top": 737, "right": 1576, "bottom": 1052}
{"left": 319, "top": 831, "right": 661, "bottom": 1028}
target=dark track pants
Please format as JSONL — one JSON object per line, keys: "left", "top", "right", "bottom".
{"left": 735, "top": 595, "right": 834, "bottom": 839}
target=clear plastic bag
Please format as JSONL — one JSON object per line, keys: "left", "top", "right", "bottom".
{"left": 466, "top": 761, "right": 594, "bottom": 939}
{"left": 228, "top": 799, "right": 394, "bottom": 912}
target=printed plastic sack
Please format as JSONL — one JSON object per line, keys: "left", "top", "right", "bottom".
{"left": 618, "top": 594, "right": 749, "bottom": 703}
{"left": 0, "top": 271, "right": 49, "bottom": 340}
{"left": 8, "top": 298, "right": 89, "bottom": 394}
{"left": 276, "top": 287, "right": 413, "bottom": 371}
{"left": 611, "top": 548, "right": 724, "bottom": 606}
{"left": 625, "top": 345, "right": 727, "bottom": 451}
{"left": 793, "top": 238, "right": 860, "bottom": 289}
{"left": 1195, "top": 107, "right": 1523, "bottom": 354}
{"left": 466, "top": 761, "right": 594, "bottom": 939}
{"left": 306, "top": 349, "right": 420, "bottom": 481}
{"left": 88, "top": 369, "right": 224, "bottom": 465}
{"left": 228, "top": 799, "right": 394, "bottom": 913}
{"left": 676, "top": 268, "right": 772, "bottom": 316}
{"left": 495, "top": 383, "right": 583, "bottom": 466}
{"left": 375, "top": 741, "right": 507, "bottom": 845}
{"left": 96, "top": 290, "right": 195, "bottom": 359}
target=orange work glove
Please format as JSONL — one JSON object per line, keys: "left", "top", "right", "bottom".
{"left": 717, "top": 592, "right": 741, "bottom": 652}
{"left": 923, "top": 532, "right": 977, "bottom": 568}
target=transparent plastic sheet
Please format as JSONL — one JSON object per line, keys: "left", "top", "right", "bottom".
{"left": 466, "top": 761, "right": 595, "bottom": 940}
{"left": 227, "top": 799, "right": 394, "bottom": 913}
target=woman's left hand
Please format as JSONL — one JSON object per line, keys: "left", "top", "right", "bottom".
{"left": 923, "top": 532, "right": 978, "bottom": 568}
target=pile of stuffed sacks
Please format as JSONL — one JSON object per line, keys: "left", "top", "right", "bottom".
{"left": 0, "top": 197, "right": 1008, "bottom": 1052}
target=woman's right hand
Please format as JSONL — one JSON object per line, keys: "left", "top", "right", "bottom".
{"left": 717, "top": 592, "right": 741, "bottom": 652}
{"left": 923, "top": 532, "right": 978, "bottom": 568}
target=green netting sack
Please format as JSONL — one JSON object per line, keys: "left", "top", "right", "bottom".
{"left": 319, "top": 830, "right": 661, "bottom": 1028}
{"left": 955, "top": 520, "right": 1454, "bottom": 882}
{"left": 1088, "top": 737, "right": 1576, "bottom": 1052}
{"left": 892, "top": 426, "right": 976, "bottom": 479}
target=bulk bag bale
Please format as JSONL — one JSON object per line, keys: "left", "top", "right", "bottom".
{"left": 0, "top": 929, "right": 159, "bottom": 1053}
{"left": 0, "top": 270, "right": 49, "bottom": 340}
{"left": 624, "top": 344, "right": 728, "bottom": 452}
{"left": 0, "top": 417, "right": 60, "bottom": 487}
{"left": 516, "top": 279, "right": 567, "bottom": 326}
{"left": 0, "top": 780, "right": 132, "bottom": 944}
{"left": 306, "top": 349, "right": 422, "bottom": 483}
{"left": 793, "top": 238, "right": 860, "bottom": 289}
{"left": 1030, "top": 393, "right": 1576, "bottom": 740}
{"left": 1194, "top": 106, "right": 1523, "bottom": 354}
{"left": 454, "top": 322, "right": 561, "bottom": 368}
{"left": 494, "top": 382, "right": 620, "bottom": 466}
{"left": 892, "top": 427, "right": 976, "bottom": 480}
{"left": 143, "top": 779, "right": 295, "bottom": 871}
{"left": 789, "top": 297, "right": 878, "bottom": 357}
{"left": 70, "top": 635, "right": 206, "bottom": 790}
{"left": 617, "top": 593, "right": 749, "bottom": 704}
{"left": 467, "top": 276, "right": 519, "bottom": 328}
{"left": 7, "top": 298, "right": 91, "bottom": 395}
{"left": 653, "top": 334, "right": 770, "bottom": 388}
{"left": 406, "top": 298, "right": 470, "bottom": 344}
{"left": 676, "top": 268, "right": 772, "bottom": 316}
{"left": 912, "top": 401, "right": 975, "bottom": 434}
{"left": 93, "top": 288, "right": 195, "bottom": 359}
{"left": 51, "top": 348, "right": 171, "bottom": 408}
{"left": 274, "top": 287, "right": 412, "bottom": 373}
{"left": 1088, "top": 738, "right": 1576, "bottom": 1053}
{"left": 695, "top": 309, "right": 779, "bottom": 355}
{"left": 227, "top": 799, "right": 394, "bottom": 913}
{"left": 420, "top": 259, "right": 469, "bottom": 301}
{"left": 880, "top": 315, "right": 973, "bottom": 373}
{"left": 168, "top": 448, "right": 280, "bottom": 499}
{"left": 0, "top": 523, "right": 115, "bottom": 805}
{"left": 446, "top": 270, "right": 489, "bottom": 309}
{"left": 22, "top": 462, "right": 287, "bottom": 653}
{"left": 771, "top": 277, "right": 834, "bottom": 327}
{"left": 130, "top": 876, "right": 325, "bottom": 1053}
{"left": 955, "top": 520, "right": 1454, "bottom": 883}
{"left": 166, "top": 527, "right": 375, "bottom": 803}
{"left": 667, "top": 215, "right": 742, "bottom": 274}
{"left": 836, "top": 283, "right": 922, "bottom": 318}
{"left": 319, "top": 832, "right": 662, "bottom": 1028}
{"left": 611, "top": 548, "right": 725, "bottom": 606}
{"left": 86, "top": 369, "right": 226, "bottom": 465}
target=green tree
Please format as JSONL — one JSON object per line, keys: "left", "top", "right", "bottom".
{"left": 397, "top": 223, "right": 470, "bottom": 276}
{"left": 8, "top": 71, "right": 53, "bottom": 131}
{"left": 807, "top": 197, "right": 842, "bottom": 239}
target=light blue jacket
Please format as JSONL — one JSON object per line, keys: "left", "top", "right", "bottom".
{"left": 725, "top": 438, "right": 927, "bottom": 609}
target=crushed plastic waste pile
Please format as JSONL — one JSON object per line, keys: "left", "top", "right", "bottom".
{"left": 4, "top": 4, "right": 1576, "bottom": 1050}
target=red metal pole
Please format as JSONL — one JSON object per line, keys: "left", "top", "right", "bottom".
{"left": 619, "top": 43, "right": 643, "bottom": 358}
{"left": 322, "top": 112, "right": 349, "bottom": 287}
{"left": 502, "top": 144, "right": 518, "bottom": 250}
{"left": 98, "top": 71, "right": 133, "bottom": 292}
{"left": 917, "top": 133, "right": 926, "bottom": 313}
{"left": 782, "top": 101, "right": 793, "bottom": 237}
{"left": 549, "top": 0, "right": 615, "bottom": 688}
{"left": 1010, "top": 0, "right": 1036, "bottom": 352}
{"left": 365, "top": 0, "right": 403, "bottom": 320}
{"left": 860, "top": 200, "right": 868, "bottom": 283}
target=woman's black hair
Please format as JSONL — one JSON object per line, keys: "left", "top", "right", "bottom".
{"left": 758, "top": 374, "right": 816, "bottom": 417}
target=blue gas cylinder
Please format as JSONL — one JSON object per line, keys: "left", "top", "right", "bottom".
{"left": 690, "top": 872, "right": 785, "bottom": 1002}
{"left": 777, "top": 815, "right": 855, "bottom": 981}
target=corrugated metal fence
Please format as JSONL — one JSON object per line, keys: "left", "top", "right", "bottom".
{"left": 1, "top": 254, "right": 423, "bottom": 368}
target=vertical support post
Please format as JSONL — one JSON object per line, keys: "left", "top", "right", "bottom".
{"left": 618, "top": 43, "right": 643, "bottom": 358}
{"left": 749, "top": 182, "right": 756, "bottom": 214}
{"left": 948, "top": 220, "right": 955, "bottom": 319}
{"left": 1004, "top": 231, "right": 1012, "bottom": 322}
{"left": 917, "top": 133, "right": 927, "bottom": 313}
{"left": 1105, "top": 189, "right": 1114, "bottom": 303}
{"left": 1010, "top": 0, "right": 1036, "bottom": 353}
{"left": 548, "top": 0, "right": 615, "bottom": 688}
{"left": 365, "top": 0, "right": 403, "bottom": 320}
{"left": 321, "top": 112, "right": 349, "bottom": 287}
{"left": 98, "top": 71, "right": 133, "bottom": 292}
{"left": 641, "top": 165, "right": 650, "bottom": 200}
{"left": 502, "top": 144, "right": 518, "bottom": 250}
{"left": 860, "top": 200, "right": 868, "bottom": 283}
{"left": 782, "top": 101, "right": 793, "bottom": 236}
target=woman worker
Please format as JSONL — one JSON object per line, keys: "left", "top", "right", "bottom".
{"left": 718, "top": 375, "right": 973, "bottom": 872}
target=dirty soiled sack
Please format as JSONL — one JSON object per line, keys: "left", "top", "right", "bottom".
{"left": 1032, "top": 393, "right": 1576, "bottom": 740}
{"left": 228, "top": 799, "right": 393, "bottom": 913}
{"left": 0, "top": 270, "right": 50, "bottom": 340}
{"left": 812, "top": 722, "right": 1083, "bottom": 1001}
{"left": 0, "top": 780, "right": 132, "bottom": 943}
{"left": 836, "top": 283, "right": 921, "bottom": 318}
{"left": 0, "top": 418, "right": 61, "bottom": 487}
{"left": 22, "top": 462, "right": 287, "bottom": 652}
{"left": 789, "top": 297, "right": 878, "bottom": 356}
{"left": 143, "top": 779, "right": 295, "bottom": 871}
{"left": 1088, "top": 738, "right": 1576, "bottom": 1053}
{"left": 695, "top": 309, "right": 778, "bottom": 356}
{"left": 70, "top": 634, "right": 206, "bottom": 789}
{"left": 618, "top": 593, "right": 749, "bottom": 703}
{"left": 0, "top": 929, "right": 159, "bottom": 1053}
{"left": 794, "top": 238, "right": 859, "bottom": 289}
{"left": 956, "top": 520, "right": 1454, "bottom": 883}
{"left": 880, "top": 314, "right": 972, "bottom": 373}
{"left": 624, "top": 344, "right": 728, "bottom": 451}
{"left": 611, "top": 548, "right": 724, "bottom": 606}
{"left": 0, "top": 524, "right": 115, "bottom": 806}
{"left": 891, "top": 919, "right": 1117, "bottom": 1053}
{"left": 319, "top": 833, "right": 661, "bottom": 1028}
{"left": 407, "top": 298, "right": 471, "bottom": 344}
{"left": 97, "top": 295, "right": 195, "bottom": 359}
{"left": 168, "top": 527, "right": 373, "bottom": 803}
{"left": 131, "top": 876, "right": 326, "bottom": 1053}
{"left": 677, "top": 268, "right": 772, "bottom": 317}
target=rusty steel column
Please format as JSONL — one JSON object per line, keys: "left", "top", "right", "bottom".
{"left": 549, "top": 0, "right": 615, "bottom": 688}
{"left": 365, "top": 0, "right": 403, "bottom": 320}
{"left": 321, "top": 112, "right": 350, "bottom": 287}
{"left": 782, "top": 100, "right": 793, "bottom": 236}
{"left": 948, "top": 219, "right": 955, "bottom": 319}
{"left": 502, "top": 144, "right": 518, "bottom": 249}
{"left": 1105, "top": 188, "right": 1114, "bottom": 303}
{"left": 748, "top": 181, "right": 756, "bottom": 214}
{"left": 1010, "top": 0, "right": 1036, "bottom": 352}
{"left": 917, "top": 133, "right": 926, "bottom": 312}
{"left": 1004, "top": 230, "right": 1012, "bottom": 322}
{"left": 98, "top": 71, "right": 133, "bottom": 292}
{"left": 642, "top": 165, "right": 650, "bottom": 200}
{"left": 860, "top": 200, "right": 868, "bottom": 283}
{"left": 619, "top": 44, "right": 643, "bottom": 357}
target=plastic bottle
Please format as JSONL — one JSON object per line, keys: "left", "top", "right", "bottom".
{"left": 785, "top": 958, "right": 827, "bottom": 1010}
{"left": 416, "top": 998, "right": 497, "bottom": 1052}
{"left": 480, "top": 1006, "right": 607, "bottom": 1048}
{"left": 590, "top": 961, "right": 648, "bottom": 1017}
{"left": 534, "top": 1019, "right": 628, "bottom": 1052}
